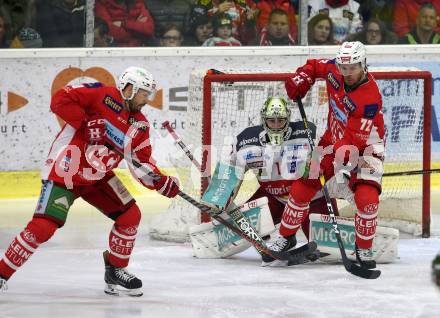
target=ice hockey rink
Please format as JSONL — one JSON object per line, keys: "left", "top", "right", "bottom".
{"left": 1, "top": 189, "right": 440, "bottom": 318}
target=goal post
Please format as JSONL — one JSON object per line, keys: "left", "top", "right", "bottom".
{"left": 149, "top": 68, "right": 432, "bottom": 242}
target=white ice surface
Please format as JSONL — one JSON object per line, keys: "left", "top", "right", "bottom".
{"left": 0, "top": 197, "right": 439, "bottom": 318}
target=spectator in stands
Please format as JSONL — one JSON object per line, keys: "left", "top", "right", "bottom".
{"left": 393, "top": 0, "right": 440, "bottom": 38}
{"left": 202, "top": 14, "right": 241, "bottom": 46}
{"left": 259, "top": 8, "right": 295, "bottom": 46}
{"left": 10, "top": 27, "right": 42, "bottom": 48}
{"left": 93, "top": 17, "right": 113, "bottom": 47}
{"left": 35, "top": 0, "right": 85, "bottom": 47}
{"left": 347, "top": 18, "right": 397, "bottom": 45}
{"left": 308, "top": 0, "right": 362, "bottom": 43}
{"left": 250, "top": 0, "right": 297, "bottom": 43}
{"left": 358, "top": 0, "right": 395, "bottom": 31}
{"left": 197, "top": 0, "right": 253, "bottom": 44}
{"left": 95, "top": 0, "right": 155, "bottom": 47}
{"left": 0, "top": 13, "right": 10, "bottom": 47}
{"left": 183, "top": 11, "right": 213, "bottom": 46}
{"left": 159, "top": 23, "right": 184, "bottom": 47}
{"left": 398, "top": 4, "right": 440, "bottom": 44}
{"left": 307, "top": 13, "right": 336, "bottom": 45}
{"left": 0, "top": 0, "right": 35, "bottom": 36}
{"left": 144, "top": 0, "right": 192, "bottom": 36}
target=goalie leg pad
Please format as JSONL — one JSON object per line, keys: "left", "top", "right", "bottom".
{"left": 309, "top": 213, "right": 398, "bottom": 263}
{"left": 108, "top": 204, "right": 141, "bottom": 268}
{"left": 354, "top": 184, "right": 379, "bottom": 249}
{"left": 189, "top": 197, "right": 275, "bottom": 258}
{"left": 0, "top": 217, "right": 58, "bottom": 279}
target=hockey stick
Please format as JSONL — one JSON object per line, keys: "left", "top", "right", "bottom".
{"left": 295, "top": 96, "right": 381, "bottom": 279}
{"left": 105, "top": 143, "right": 299, "bottom": 263}
{"left": 383, "top": 168, "right": 440, "bottom": 177}
{"left": 162, "top": 121, "right": 202, "bottom": 171}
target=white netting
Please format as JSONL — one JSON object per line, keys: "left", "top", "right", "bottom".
{"left": 149, "top": 68, "right": 428, "bottom": 241}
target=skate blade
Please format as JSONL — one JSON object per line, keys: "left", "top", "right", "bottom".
{"left": 261, "top": 259, "right": 289, "bottom": 267}
{"left": 104, "top": 284, "right": 143, "bottom": 297}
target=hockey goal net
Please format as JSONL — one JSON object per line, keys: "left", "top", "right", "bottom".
{"left": 149, "top": 68, "right": 432, "bottom": 242}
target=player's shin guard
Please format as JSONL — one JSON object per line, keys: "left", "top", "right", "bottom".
{"left": 279, "top": 197, "right": 310, "bottom": 237}
{"left": 107, "top": 204, "right": 141, "bottom": 268}
{"left": 0, "top": 218, "right": 58, "bottom": 280}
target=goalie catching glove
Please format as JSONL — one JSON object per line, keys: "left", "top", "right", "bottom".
{"left": 153, "top": 175, "right": 180, "bottom": 198}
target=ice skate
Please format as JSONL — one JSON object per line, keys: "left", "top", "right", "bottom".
{"left": 355, "top": 245, "right": 376, "bottom": 269}
{"left": 0, "top": 275, "right": 7, "bottom": 292}
{"left": 103, "top": 251, "right": 143, "bottom": 297}
{"left": 261, "top": 234, "right": 297, "bottom": 267}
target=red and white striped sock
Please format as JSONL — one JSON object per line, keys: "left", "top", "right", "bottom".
{"left": 280, "top": 197, "right": 310, "bottom": 237}
{"left": 0, "top": 229, "right": 40, "bottom": 279}
{"left": 108, "top": 225, "right": 137, "bottom": 268}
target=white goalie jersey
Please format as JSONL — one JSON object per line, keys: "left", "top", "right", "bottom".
{"left": 229, "top": 121, "right": 317, "bottom": 204}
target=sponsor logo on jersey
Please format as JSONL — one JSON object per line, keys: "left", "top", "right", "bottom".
{"left": 364, "top": 104, "right": 379, "bottom": 118}
{"left": 341, "top": 95, "right": 356, "bottom": 113}
{"left": 290, "top": 128, "right": 309, "bottom": 137}
{"left": 36, "top": 181, "right": 51, "bottom": 213}
{"left": 83, "top": 82, "right": 103, "bottom": 88}
{"left": 238, "top": 136, "right": 259, "bottom": 148}
{"left": 329, "top": 98, "right": 347, "bottom": 124}
{"left": 265, "top": 186, "right": 291, "bottom": 196}
{"left": 244, "top": 151, "right": 261, "bottom": 160}
{"left": 60, "top": 155, "right": 72, "bottom": 172}
{"left": 128, "top": 116, "right": 148, "bottom": 131}
{"left": 54, "top": 196, "right": 70, "bottom": 210}
{"left": 284, "top": 143, "right": 307, "bottom": 151}
{"left": 105, "top": 121, "right": 125, "bottom": 149}
{"left": 327, "top": 72, "right": 340, "bottom": 90}
{"left": 103, "top": 95, "right": 123, "bottom": 113}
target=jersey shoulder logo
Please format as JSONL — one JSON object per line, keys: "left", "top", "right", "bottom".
{"left": 364, "top": 104, "right": 379, "bottom": 119}
{"left": 341, "top": 95, "right": 356, "bottom": 113}
{"left": 128, "top": 116, "right": 148, "bottom": 131}
{"left": 103, "top": 95, "right": 123, "bottom": 114}
{"left": 83, "top": 82, "right": 103, "bottom": 88}
{"left": 327, "top": 71, "right": 341, "bottom": 90}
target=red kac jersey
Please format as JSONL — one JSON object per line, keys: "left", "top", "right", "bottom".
{"left": 297, "top": 59, "right": 385, "bottom": 153}
{"left": 42, "top": 83, "right": 160, "bottom": 188}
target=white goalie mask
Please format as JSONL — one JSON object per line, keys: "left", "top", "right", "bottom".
{"left": 335, "top": 41, "right": 367, "bottom": 76}
{"left": 117, "top": 66, "right": 157, "bottom": 101}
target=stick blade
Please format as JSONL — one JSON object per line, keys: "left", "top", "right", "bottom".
{"left": 347, "top": 262, "right": 381, "bottom": 279}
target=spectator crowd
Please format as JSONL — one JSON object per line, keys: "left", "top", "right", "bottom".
{"left": 0, "top": 0, "right": 439, "bottom": 48}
